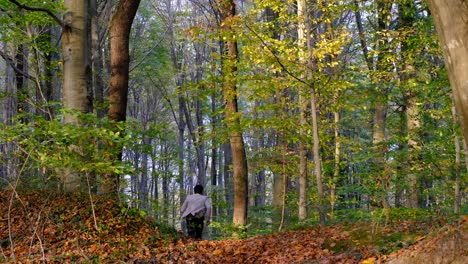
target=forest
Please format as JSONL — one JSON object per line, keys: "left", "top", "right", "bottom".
{"left": 0, "top": 0, "right": 466, "bottom": 263}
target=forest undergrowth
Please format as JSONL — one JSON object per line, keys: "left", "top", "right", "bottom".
{"left": 0, "top": 189, "right": 466, "bottom": 263}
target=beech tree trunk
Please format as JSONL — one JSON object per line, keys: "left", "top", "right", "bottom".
{"left": 429, "top": 0, "right": 468, "bottom": 214}
{"left": 219, "top": 0, "right": 248, "bottom": 227}
{"left": 297, "top": 0, "right": 308, "bottom": 222}
{"left": 429, "top": 1, "right": 468, "bottom": 143}
{"left": 372, "top": 0, "right": 392, "bottom": 213}
{"left": 398, "top": 0, "right": 421, "bottom": 209}
{"left": 62, "top": 0, "right": 92, "bottom": 192}
{"left": 103, "top": 0, "right": 141, "bottom": 196}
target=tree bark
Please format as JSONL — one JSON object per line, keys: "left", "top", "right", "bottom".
{"left": 15, "top": 44, "right": 29, "bottom": 123}
{"left": 371, "top": 0, "right": 392, "bottom": 214}
{"left": 223, "top": 142, "right": 234, "bottom": 216}
{"left": 297, "top": 0, "right": 308, "bottom": 222}
{"left": 2, "top": 43, "right": 17, "bottom": 180}
{"left": 398, "top": 0, "right": 421, "bottom": 209}
{"left": 103, "top": 0, "right": 141, "bottom": 196}
{"left": 62, "top": 0, "right": 93, "bottom": 192}
{"left": 429, "top": 0, "right": 468, "bottom": 142}
{"left": 219, "top": 0, "right": 248, "bottom": 227}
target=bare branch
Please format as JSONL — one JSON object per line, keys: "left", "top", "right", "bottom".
{"left": 0, "top": 50, "right": 37, "bottom": 82}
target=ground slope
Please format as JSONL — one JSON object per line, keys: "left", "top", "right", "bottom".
{"left": 1, "top": 189, "right": 466, "bottom": 263}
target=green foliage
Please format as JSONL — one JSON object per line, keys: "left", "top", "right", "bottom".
{"left": 0, "top": 110, "right": 137, "bottom": 188}
{"left": 209, "top": 221, "right": 250, "bottom": 239}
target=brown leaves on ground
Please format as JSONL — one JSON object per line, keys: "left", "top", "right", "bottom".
{"left": 143, "top": 227, "right": 363, "bottom": 264}
{"left": 383, "top": 216, "right": 468, "bottom": 264}
{"left": 1, "top": 188, "right": 466, "bottom": 263}
{"left": 0, "top": 189, "right": 164, "bottom": 263}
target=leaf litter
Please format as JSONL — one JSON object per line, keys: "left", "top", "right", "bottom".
{"left": 0, "top": 189, "right": 466, "bottom": 263}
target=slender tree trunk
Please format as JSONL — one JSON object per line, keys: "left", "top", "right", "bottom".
{"left": 399, "top": 0, "right": 420, "bottom": 209}
{"left": 15, "top": 43, "right": 29, "bottom": 123}
{"left": 310, "top": 85, "right": 326, "bottom": 223}
{"left": 297, "top": 0, "right": 308, "bottom": 222}
{"left": 211, "top": 93, "right": 219, "bottom": 217}
{"left": 354, "top": 0, "right": 391, "bottom": 212}
{"left": 166, "top": 0, "right": 187, "bottom": 207}
{"left": 162, "top": 144, "right": 169, "bottom": 224}
{"left": 331, "top": 110, "right": 340, "bottom": 218}
{"left": 305, "top": 8, "right": 325, "bottom": 224}
{"left": 272, "top": 92, "right": 286, "bottom": 227}
{"left": 44, "top": 25, "right": 60, "bottom": 120}
{"left": 353, "top": 0, "right": 372, "bottom": 71}
{"left": 372, "top": 0, "right": 392, "bottom": 214}
{"left": 103, "top": 0, "right": 141, "bottom": 196}
{"left": 253, "top": 124, "right": 266, "bottom": 207}
{"left": 2, "top": 43, "right": 17, "bottom": 180}
{"left": 194, "top": 42, "right": 207, "bottom": 186}
{"left": 219, "top": 0, "right": 248, "bottom": 227}
{"left": 152, "top": 145, "right": 159, "bottom": 219}
{"left": 406, "top": 95, "right": 420, "bottom": 208}
{"left": 91, "top": 0, "right": 106, "bottom": 118}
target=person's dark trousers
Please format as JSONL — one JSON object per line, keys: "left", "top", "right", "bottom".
{"left": 186, "top": 214, "right": 204, "bottom": 239}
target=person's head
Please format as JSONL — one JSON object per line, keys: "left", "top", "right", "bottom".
{"left": 194, "top": 185, "right": 203, "bottom": 194}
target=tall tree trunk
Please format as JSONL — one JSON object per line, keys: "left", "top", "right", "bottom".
{"left": 91, "top": 0, "right": 107, "bottom": 118}
{"left": 406, "top": 95, "right": 420, "bottom": 208}
{"left": 331, "top": 110, "right": 340, "bottom": 218}
{"left": 44, "top": 24, "right": 60, "bottom": 120}
{"left": 103, "top": 0, "right": 141, "bottom": 196}
{"left": 297, "top": 0, "right": 308, "bottom": 222}
{"left": 253, "top": 124, "right": 266, "bottom": 207}
{"left": 310, "top": 85, "right": 326, "bottom": 223}
{"left": 372, "top": 0, "right": 392, "bottom": 213}
{"left": 62, "top": 0, "right": 93, "bottom": 192}
{"left": 211, "top": 93, "right": 219, "bottom": 217}
{"left": 265, "top": 5, "right": 282, "bottom": 224}
{"left": 305, "top": 7, "right": 325, "bottom": 225}
{"left": 272, "top": 129, "right": 286, "bottom": 228}
{"left": 354, "top": 0, "right": 391, "bottom": 212}
{"left": 219, "top": 0, "right": 248, "bottom": 227}
{"left": 15, "top": 43, "right": 29, "bottom": 123}
{"left": 194, "top": 42, "right": 207, "bottom": 186}
{"left": 429, "top": 0, "right": 468, "bottom": 142}
{"left": 223, "top": 139, "right": 234, "bottom": 217}
{"left": 399, "top": 0, "right": 420, "bottom": 209}
{"left": 162, "top": 144, "right": 170, "bottom": 224}
{"left": 2, "top": 43, "right": 17, "bottom": 180}
{"left": 139, "top": 136, "right": 150, "bottom": 209}
{"left": 165, "top": 0, "right": 187, "bottom": 207}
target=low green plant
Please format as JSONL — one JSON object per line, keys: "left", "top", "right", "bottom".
{"left": 0, "top": 110, "right": 138, "bottom": 191}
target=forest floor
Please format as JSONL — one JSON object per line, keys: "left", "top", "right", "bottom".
{"left": 0, "top": 189, "right": 466, "bottom": 263}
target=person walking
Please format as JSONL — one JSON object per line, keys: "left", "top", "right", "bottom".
{"left": 181, "top": 185, "right": 211, "bottom": 239}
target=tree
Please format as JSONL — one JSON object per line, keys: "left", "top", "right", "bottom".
{"left": 429, "top": 1, "right": 468, "bottom": 142}
{"left": 297, "top": 0, "right": 308, "bottom": 222}
{"left": 219, "top": 0, "right": 248, "bottom": 227}
{"left": 62, "top": 0, "right": 93, "bottom": 192}
{"left": 102, "top": 0, "right": 141, "bottom": 196}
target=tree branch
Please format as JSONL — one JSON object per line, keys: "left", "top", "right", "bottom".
{"left": 7, "top": 0, "right": 65, "bottom": 28}
{"left": 0, "top": 50, "right": 37, "bottom": 82}
{"left": 244, "top": 23, "right": 311, "bottom": 87}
